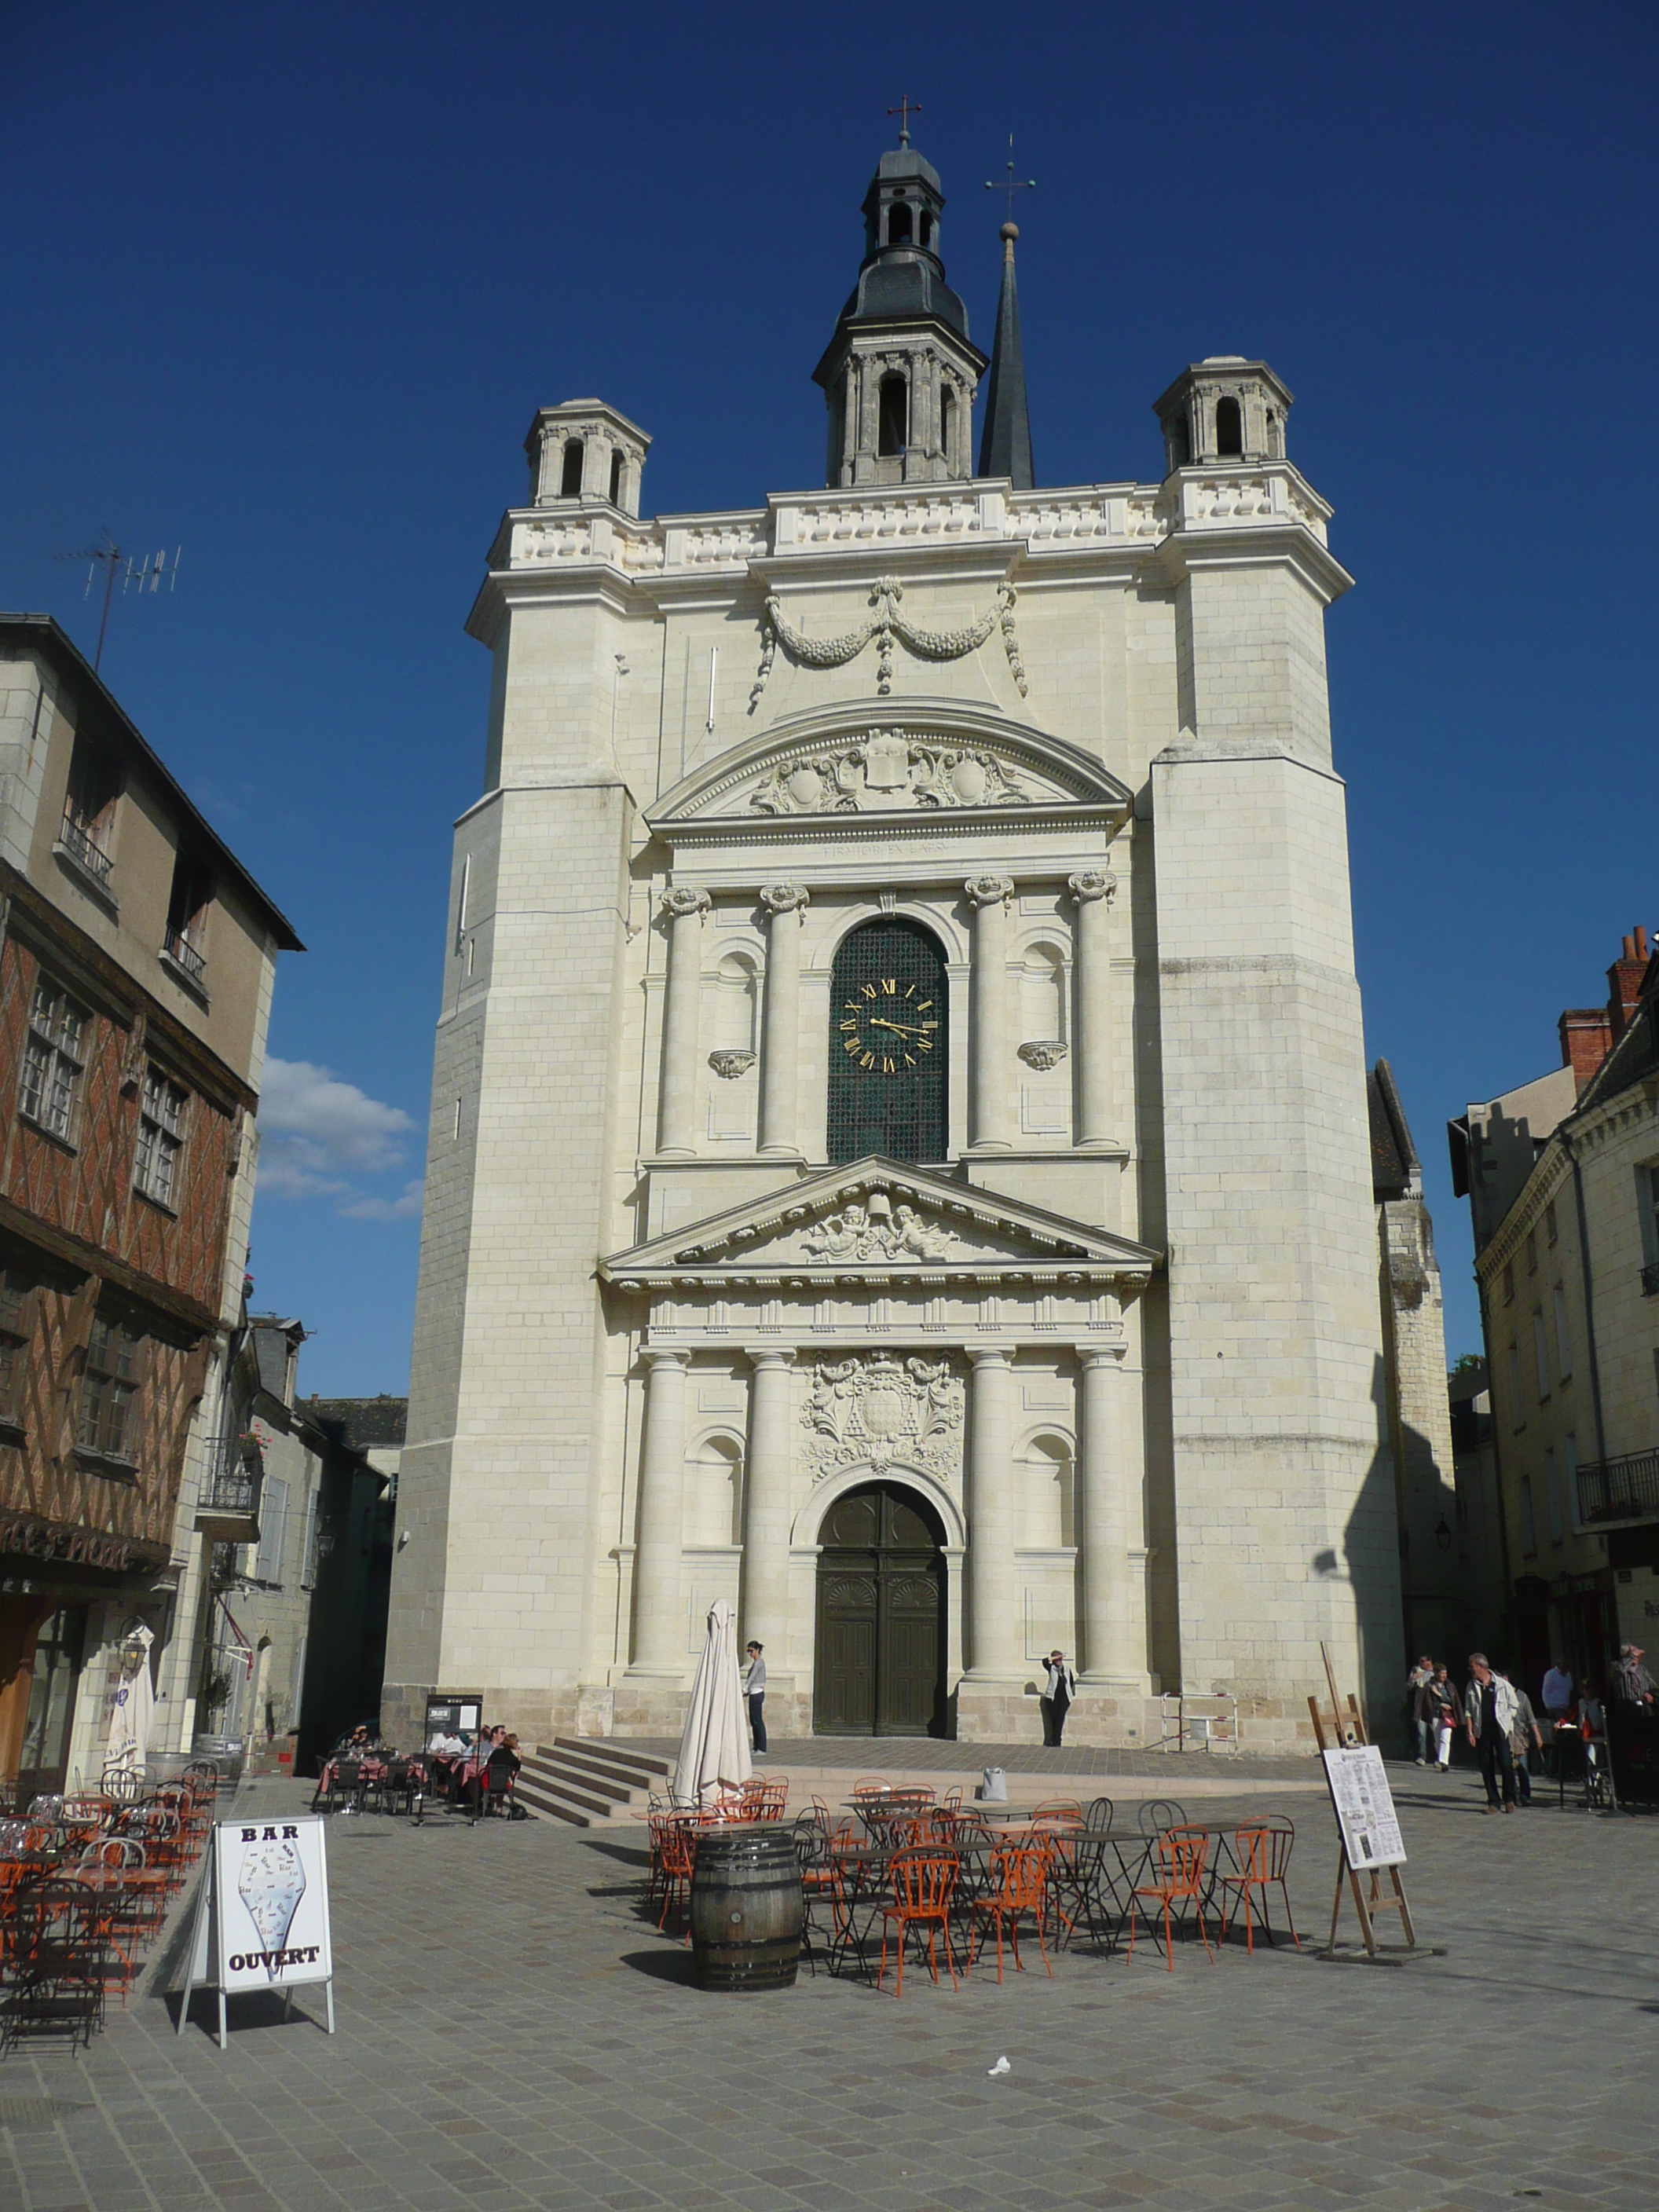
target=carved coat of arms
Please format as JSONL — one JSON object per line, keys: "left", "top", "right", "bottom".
{"left": 800, "top": 1355, "right": 965, "bottom": 1481}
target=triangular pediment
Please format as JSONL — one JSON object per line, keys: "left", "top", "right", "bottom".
{"left": 649, "top": 698, "right": 1133, "bottom": 834}
{"left": 600, "top": 1156, "right": 1159, "bottom": 1288}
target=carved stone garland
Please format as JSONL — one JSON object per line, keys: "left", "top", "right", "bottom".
{"left": 749, "top": 575, "right": 1028, "bottom": 709}
{"left": 800, "top": 1353, "right": 965, "bottom": 1481}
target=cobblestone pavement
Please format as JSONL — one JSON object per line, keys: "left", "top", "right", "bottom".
{"left": 3, "top": 1761, "right": 1657, "bottom": 2212}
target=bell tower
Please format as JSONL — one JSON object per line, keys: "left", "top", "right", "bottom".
{"left": 812, "top": 134, "right": 987, "bottom": 489}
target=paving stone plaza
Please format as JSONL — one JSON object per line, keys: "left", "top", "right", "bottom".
{"left": 2, "top": 1761, "right": 1656, "bottom": 2212}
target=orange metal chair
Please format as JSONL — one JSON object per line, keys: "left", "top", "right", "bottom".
{"left": 969, "top": 1845, "right": 1053, "bottom": 1981}
{"left": 1219, "top": 1824, "right": 1300, "bottom": 1954}
{"left": 656, "top": 1818, "right": 697, "bottom": 1937}
{"left": 877, "top": 1848, "right": 960, "bottom": 1997}
{"left": 1127, "top": 1829, "right": 1218, "bottom": 1971}
{"left": 1029, "top": 1800, "right": 1084, "bottom": 1825}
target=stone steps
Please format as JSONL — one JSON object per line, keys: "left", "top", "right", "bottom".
{"left": 515, "top": 1738, "right": 672, "bottom": 1828}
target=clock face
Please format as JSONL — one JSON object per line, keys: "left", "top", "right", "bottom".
{"left": 838, "top": 978, "right": 940, "bottom": 1075}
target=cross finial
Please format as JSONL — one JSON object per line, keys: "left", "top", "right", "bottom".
{"left": 887, "top": 94, "right": 921, "bottom": 148}
{"left": 986, "top": 135, "right": 1036, "bottom": 222}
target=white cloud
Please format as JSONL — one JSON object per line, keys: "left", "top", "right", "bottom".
{"left": 338, "top": 1178, "right": 425, "bottom": 1221}
{"left": 256, "top": 1058, "right": 418, "bottom": 1221}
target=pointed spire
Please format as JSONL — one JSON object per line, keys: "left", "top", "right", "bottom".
{"left": 978, "top": 223, "right": 1033, "bottom": 489}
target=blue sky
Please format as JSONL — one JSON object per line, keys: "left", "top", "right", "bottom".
{"left": 4, "top": 2, "right": 1656, "bottom": 1392}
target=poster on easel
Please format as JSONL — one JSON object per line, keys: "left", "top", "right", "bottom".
{"left": 1321, "top": 1745, "right": 1406, "bottom": 1870}
{"left": 178, "top": 1813, "right": 335, "bottom": 2048}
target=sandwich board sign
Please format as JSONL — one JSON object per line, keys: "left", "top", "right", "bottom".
{"left": 1321, "top": 1745, "right": 1407, "bottom": 1870}
{"left": 177, "top": 1812, "right": 335, "bottom": 2048}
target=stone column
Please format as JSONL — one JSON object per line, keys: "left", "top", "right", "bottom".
{"left": 758, "top": 884, "right": 808, "bottom": 1156}
{"left": 965, "top": 875, "right": 1015, "bottom": 1151}
{"left": 965, "top": 1344, "right": 1020, "bottom": 1678}
{"left": 1078, "top": 1344, "right": 1144, "bottom": 1685}
{"left": 655, "top": 887, "right": 709, "bottom": 1159}
{"left": 632, "top": 1349, "right": 690, "bottom": 1672}
{"left": 1068, "top": 870, "right": 1118, "bottom": 1149}
{"left": 741, "top": 1350, "right": 793, "bottom": 1657}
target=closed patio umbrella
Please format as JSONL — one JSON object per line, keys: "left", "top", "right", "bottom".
{"left": 673, "top": 1598, "right": 751, "bottom": 1805}
{"left": 104, "top": 1623, "right": 156, "bottom": 1780}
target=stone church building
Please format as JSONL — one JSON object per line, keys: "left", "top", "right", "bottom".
{"left": 383, "top": 134, "right": 1404, "bottom": 1752}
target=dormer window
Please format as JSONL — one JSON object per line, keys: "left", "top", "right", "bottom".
{"left": 560, "top": 438, "right": 584, "bottom": 497}
{"left": 878, "top": 373, "right": 908, "bottom": 458}
{"left": 60, "top": 738, "right": 119, "bottom": 888}
{"left": 1216, "top": 396, "right": 1243, "bottom": 457}
{"left": 887, "top": 200, "right": 912, "bottom": 245}
{"left": 163, "top": 855, "right": 212, "bottom": 991}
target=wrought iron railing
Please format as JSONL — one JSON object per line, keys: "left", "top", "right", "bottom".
{"left": 59, "top": 809, "right": 113, "bottom": 887}
{"left": 200, "top": 1439, "right": 261, "bottom": 1518}
{"left": 1643, "top": 1262, "right": 1659, "bottom": 1298}
{"left": 163, "top": 928, "right": 207, "bottom": 983}
{"left": 1577, "top": 1447, "right": 1659, "bottom": 1525}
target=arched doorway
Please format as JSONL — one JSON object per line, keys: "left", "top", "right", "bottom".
{"left": 827, "top": 918, "right": 948, "bottom": 1164}
{"left": 814, "top": 1480, "right": 947, "bottom": 1737}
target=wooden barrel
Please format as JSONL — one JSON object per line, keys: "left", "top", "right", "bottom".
{"left": 689, "top": 1823, "right": 803, "bottom": 1992}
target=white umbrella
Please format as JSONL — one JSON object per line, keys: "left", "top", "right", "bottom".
{"left": 104, "top": 1623, "right": 156, "bottom": 1780}
{"left": 672, "top": 1598, "right": 752, "bottom": 1806}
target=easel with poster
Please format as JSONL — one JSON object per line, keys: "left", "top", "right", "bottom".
{"left": 176, "top": 1813, "right": 335, "bottom": 2048}
{"left": 1308, "top": 1643, "right": 1427, "bottom": 1962}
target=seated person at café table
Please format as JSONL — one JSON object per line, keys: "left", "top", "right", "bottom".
{"left": 467, "top": 1731, "right": 522, "bottom": 1815}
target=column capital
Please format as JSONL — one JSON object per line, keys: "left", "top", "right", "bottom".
{"left": 642, "top": 1345, "right": 690, "bottom": 1370}
{"left": 758, "top": 882, "right": 809, "bottom": 917}
{"left": 660, "top": 885, "right": 711, "bottom": 921}
{"left": 1079, "top": 1342, "right": 1126, "bottom": 1372}
{"left": 743, "top": 1346, "right": 795, "bottom": 1369}
{"left": 965, "top": 1342, "right": 1016, "bottom": 1368}
{"left": 965, "top": 873, "right": 1015, "bottom": 909}
{"left": 1068, "top": 867, "right": 1118, "bottom": 907}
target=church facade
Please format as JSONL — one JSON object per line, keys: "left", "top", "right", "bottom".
{"left": 383, "top": 138, "right": 1403, "bottom": 1752}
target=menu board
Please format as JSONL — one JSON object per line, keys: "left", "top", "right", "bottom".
{"left": 1322, "top": 1745, "right": 1406, "bottom": 1869}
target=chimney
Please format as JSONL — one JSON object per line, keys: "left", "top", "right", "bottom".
{"left": 1559, "top": 1006, "right": 1613, "bottom": 1090}
{"left": 1608, "top": 922, "right": 1650, "bottom": 1044}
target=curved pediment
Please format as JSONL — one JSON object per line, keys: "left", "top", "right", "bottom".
{"left": 649, "top": 698, "right": 1133, "bottom": 840}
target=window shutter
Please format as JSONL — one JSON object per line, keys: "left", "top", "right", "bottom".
{"left": 257, "top": 1474, "right": 290, "bottom": 1583}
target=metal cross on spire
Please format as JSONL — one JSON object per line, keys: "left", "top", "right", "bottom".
{"left": 887, "top": 94, "right": 921, "bottom": 148}
{"left": 986, "top": 136, "right": 1036, "bottom": 221}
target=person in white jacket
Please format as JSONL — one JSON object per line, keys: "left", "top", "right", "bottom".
{"left": 1463, "top": 1654, "right": 1520, "bottom": 1814}
{"left": 1041, "top": 1650, "right": 1078, "bottom": 1746}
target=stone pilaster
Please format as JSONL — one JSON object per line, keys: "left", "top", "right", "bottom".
{"left": 965, "top": 874, "right": 1015, "bottom": 1152}
{"left": 1078, "top": 1343, "right": 1146, "bottom": 1687}
{"left": 758, "top": 884, "right": 808, "bottom": 1156}
{"left": 965, "top": 1343, "right": 1020, "bottom": 1678}
{"left": 741, "top": 1349, "right": 794, "bottom": 1659}
{"left": 1068, "top": 869, "right": 1118, "bottom": 1150}
{"left": 655, "top": 888, "right": 709, "bottom": 1158}
{"left": 631, "top": 1349, "right": 690, "bottom": 1672}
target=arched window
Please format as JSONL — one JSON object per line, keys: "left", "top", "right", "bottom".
{"left": 1019, "top": 1432, "right": 1076, "bottom": 1547}
{"left": 687, "top": 1433, "right": 744, "bottom": 1545}
{"left": 712, "top": 951, "right": 759, "bottom": 1053}
{"left": 1265, "top": 408, "right": 1282, "bottom": 459}
{"left": 1215, "top": 397, "right": 1243, "bottom": 457}
{"left": 608, "top": 449, "right": 624, "bottom": 505}
{"left": 887, "top": 200, "right": 913, "bottom": 245}
{"left": 1168, "top": 412, "right": 1192, "bottom": 471}
{"left": 828, "top": 918, "right": 948, "bottom": 1164}
{"left": 917, "top": 209, "right": 933, "bottom": 248}
{"left": 940, "top": 384, "right": 956, "bottom": 468}
{"left": 560, "top": 438, "right": 584, "bottom": 496}
{"left": 1020, "top": 943, "right": 1067, "bottom": 1046}
{"left": 878, "top": 374, "right": 908, "bottom": 459}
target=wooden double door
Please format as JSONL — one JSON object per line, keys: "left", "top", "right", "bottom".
{"left": 814, "top": 1481, "right": 947, "bottom": 1737}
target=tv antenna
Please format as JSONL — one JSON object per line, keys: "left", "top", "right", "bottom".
{"left": 53, "top": 532, "right": 183, "bottom": 674}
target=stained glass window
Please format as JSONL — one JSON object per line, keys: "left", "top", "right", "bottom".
{"left": 827, "top": 920, "right": 948, "bottom": 1164}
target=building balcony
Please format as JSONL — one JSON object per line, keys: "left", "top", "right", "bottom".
{"left": 160, "top": 928, "right": 209, "bottom": 999}
{"left": 1577, "top": 1447, "right": 1659, "bottom": 1529}
{"left": 196, "top": 1439, "right": 262, "bottom": 1542}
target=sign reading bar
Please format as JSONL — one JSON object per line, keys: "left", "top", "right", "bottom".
{"left": 178, "top": 1814, "right": 335, "bottom": 2049}
{"left": 1321, "top": 1745, "right": 1406, "bottom": 1870}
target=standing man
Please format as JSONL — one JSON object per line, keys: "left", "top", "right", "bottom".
{"left": 1612, "top": 1644, "right": 1656, "bottom": 1709}
{"left": 1407, "top": 1657, "right": 1435, "bottom": 1764}
{"left": 1540, "top": 1658, "right": 1574, "bottom": 1719}
{"left": 1041, "top": 1650, "right": 1078, "bottom": 1746}
{"left": 743, "top": 1640, "right": 767, "bottom": 1758}
{"left": 1463, "top": 1653, "right": 1520, "bottom": 1814}
{"left": 1502, "top": 1668, "right": 1544, "bottom": 1806}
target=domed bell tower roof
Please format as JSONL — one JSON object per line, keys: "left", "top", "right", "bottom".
{"left": 812, "top": 136, "right": 987, "bottom": 491}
